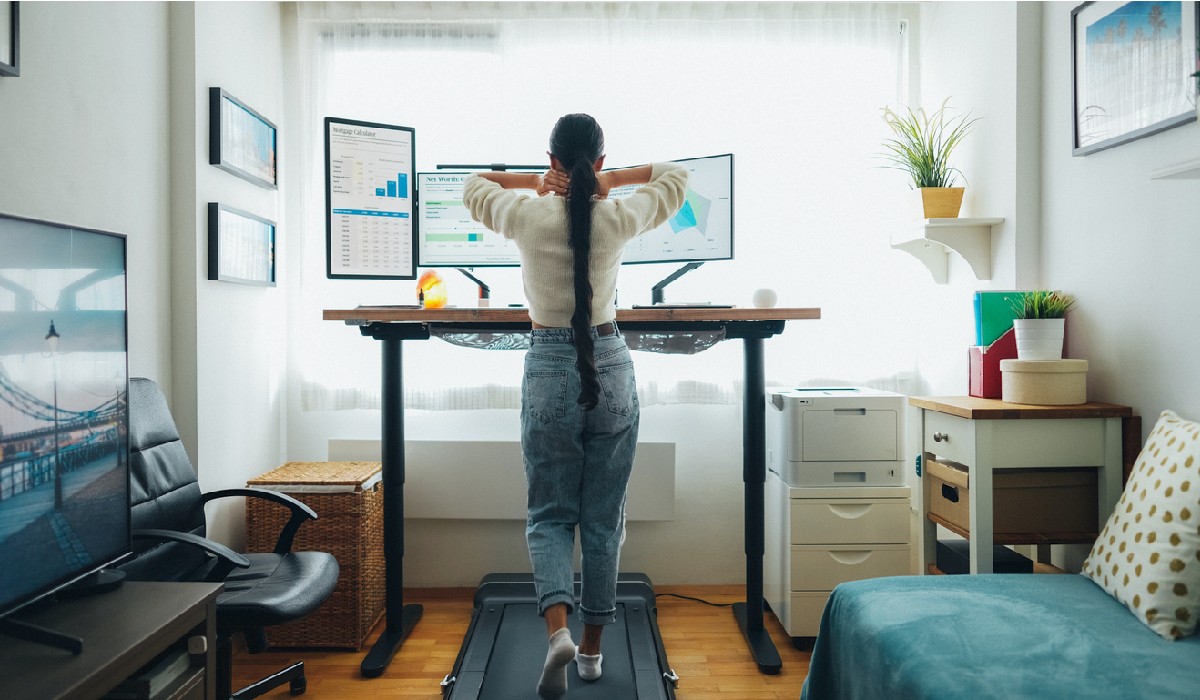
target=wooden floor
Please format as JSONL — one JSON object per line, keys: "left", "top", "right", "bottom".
{"left": 232, "top": 585, "right": 812, "bottom": 699}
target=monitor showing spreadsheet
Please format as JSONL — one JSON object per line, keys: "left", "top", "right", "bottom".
{"left": 324, "top": 117, "right": 417, "bottom": 279}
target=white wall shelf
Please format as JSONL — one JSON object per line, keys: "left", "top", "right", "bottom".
{"left": 1150, "top": 157, "right": 1200, "bottom": 180}
{"left": 891, "top": 217, "right": 1005, "bottom": 284}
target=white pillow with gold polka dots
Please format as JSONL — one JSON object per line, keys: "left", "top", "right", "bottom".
{"left": 1083, "top": 410, "right": 1200, "bottom": 640}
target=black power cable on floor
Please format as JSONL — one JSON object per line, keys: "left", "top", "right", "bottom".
{"left": 654, "top": 593, "right": 733, "bottom": 607}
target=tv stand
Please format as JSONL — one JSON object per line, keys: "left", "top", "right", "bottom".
{"left": 0, "top": 617, "right": 83, "bottom": 654}
{"left": 57, "top": 569, "right": 127, "bottom": 600}
{"left": 0, "top": 582, "right": 219, "bottom": 700}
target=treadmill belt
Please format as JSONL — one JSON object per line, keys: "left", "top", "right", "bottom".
{"left": 446, "top": 574, "right": 674, "bottom": 700}
{"left": 478, "top": 603, "right": 635, "bottom": 699}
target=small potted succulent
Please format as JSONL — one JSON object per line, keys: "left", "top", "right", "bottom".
{"left": 1009, "top": 290, "right": 1076, "bottom": 360}
{"left": 878, "top": 98, "right": 980, "bottom": 219}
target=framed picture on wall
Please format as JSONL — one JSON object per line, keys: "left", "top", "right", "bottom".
{"left": 0, "top": 2, "right": 19, "bottom": 77}
{"left": 209, "top": 87, "right": 278, "bottom": 188}
{"left": 1072, "top": 1, "right": 1199, "bottom": 156}
{"left": 208, "top": 203, "right": 276, "bottom": 286}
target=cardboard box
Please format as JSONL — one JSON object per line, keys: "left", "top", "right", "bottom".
{"left": 1000, "top": 359, "right": 1088, "bottom": 405}
{"left": 246, "top": 461, "right": 384, "bottom": 649}
{"left": 924, "top": 458, "right": 1098, "bottom": 536}
{"left": 969, "top": 328, "right": 1017, "bottom": 398}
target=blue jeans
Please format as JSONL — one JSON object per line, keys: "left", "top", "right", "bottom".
{"left": 522, "top": 324, "right": 639, "bottom": 625}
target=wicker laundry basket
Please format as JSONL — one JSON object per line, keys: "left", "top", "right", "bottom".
{"left": 245, "top": 461, "right": 384, "bottom": 649}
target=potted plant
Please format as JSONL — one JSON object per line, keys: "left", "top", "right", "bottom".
{"left": 1009, "top": 290, "right": 1076, "bottom": 361}
{"left": 878, "top": 98, "right": 980, "bottom": 219}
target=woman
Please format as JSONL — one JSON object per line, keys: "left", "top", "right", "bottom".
{"left": 463, "top": 113, "right": 687, "bottom": 698}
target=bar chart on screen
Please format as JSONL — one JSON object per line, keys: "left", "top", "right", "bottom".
{"left": 325, "top": 118, "right": 417, "bottom": 279}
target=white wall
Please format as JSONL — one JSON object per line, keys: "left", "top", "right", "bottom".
{"left": 180, "top": 2, "right": 288, "bottom": 546}
{"left": 1040, "top": 1, "right": 1200, "bottom": 425}
{"left": 0, "top": 2, "right": 172, "bottom": 384}
{"left": 911, "top": 2, "right": 1044, "bottom": 396}
{"left": 0, "top": 2, "right": 288, "bottom": 549}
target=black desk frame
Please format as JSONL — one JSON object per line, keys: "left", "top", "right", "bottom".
{"left": 350, "top": 319, "right": 786, "bottom": 677}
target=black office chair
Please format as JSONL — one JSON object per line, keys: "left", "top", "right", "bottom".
{"left": 119, "top": 377, "right": 340, "bottom": 699}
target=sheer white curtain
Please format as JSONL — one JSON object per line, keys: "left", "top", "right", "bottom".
{"left": 291, "top": 2, "right": 922, "bottom": 411}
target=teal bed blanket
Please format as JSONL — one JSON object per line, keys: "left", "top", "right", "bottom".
{"left": 801, "top": 574, "right": 1200, "bottom": 699}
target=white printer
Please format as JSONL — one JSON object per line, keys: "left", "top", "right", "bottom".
{"left": 766, "top": 387, "right": 905, "bottom": 487}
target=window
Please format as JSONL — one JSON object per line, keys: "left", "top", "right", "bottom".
{"left": 292, "top": 3, "right": 919, "bottom": 411}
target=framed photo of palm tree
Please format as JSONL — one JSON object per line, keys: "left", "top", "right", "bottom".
{"left": 1072, "top": 1, "right": 1199, "bottom": 155}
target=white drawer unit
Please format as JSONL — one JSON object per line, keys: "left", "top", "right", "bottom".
{"left": 764, "top": 480, "right": 912, "bottom": 646}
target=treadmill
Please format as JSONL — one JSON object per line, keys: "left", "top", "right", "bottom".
{"left": 441, "top": 573, "right": 679, "bottom": 699}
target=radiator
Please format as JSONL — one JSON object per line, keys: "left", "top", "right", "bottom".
{"left": 327, "top": 439, "right": 675, "bottom": 521}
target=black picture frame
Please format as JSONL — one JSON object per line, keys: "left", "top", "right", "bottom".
{"left": 209, "top": 87, "right": 278, "bottom": 189}
{"left": 0, "top": 2, "right": 19, "bottom": 77}
{"left": 1072, "top": 1, "right": 1200, "bottom": 156}
{"left": 207, "top": 203, "right": 276, "bottom": 286}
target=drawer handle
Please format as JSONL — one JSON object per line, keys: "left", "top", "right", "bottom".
{"left": 933, "top": 431, "right": 949, "bottom": 443}
{"left": 941, "top": 484, "right": 960, "bottom": 503}
{"left": 828, "top": 551, "right": 872, "bottom": 565}
{"left": 827, "top": 504, "right": 871, "bottom": 519}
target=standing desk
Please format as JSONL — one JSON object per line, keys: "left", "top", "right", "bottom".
{"left": 322, "top": 306, "right": 820, "bottom": 677}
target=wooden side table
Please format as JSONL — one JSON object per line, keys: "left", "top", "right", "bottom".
{"left": 910, "top": 397, "right": 1132, "bottom": 573}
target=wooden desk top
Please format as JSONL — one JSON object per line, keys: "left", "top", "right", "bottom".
{"left": 323, "top": 306, "right": 821, "bottom": 324}
{"left": 909, "top": 395, "right": 1133, "bottom": 420}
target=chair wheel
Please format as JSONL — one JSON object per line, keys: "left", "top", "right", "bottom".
{"left": 289, "top": 676, "right": 306, "bottom": 695}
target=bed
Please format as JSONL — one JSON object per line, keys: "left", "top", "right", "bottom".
{"left": 800, "top": 572, "right": 1200, "bottom": 699}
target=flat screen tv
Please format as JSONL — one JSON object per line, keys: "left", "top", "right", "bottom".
{"left": 0, "top": 213, "right": 130, "bottom": 622}
{"left": 415, "top": 153, "right": 734, "bottom": 268}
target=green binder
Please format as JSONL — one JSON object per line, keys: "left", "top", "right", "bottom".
{"left": 974, "top": 291, "right": 1022, "bottom": 346}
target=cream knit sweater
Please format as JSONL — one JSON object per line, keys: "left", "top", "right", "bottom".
{"left": 463, "top": 163, "right": 688, "bottom": 328}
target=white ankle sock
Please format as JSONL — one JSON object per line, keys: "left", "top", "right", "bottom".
{"left": 575, "top": 648, "right": 603, "bottom": 681}
{"left": 537, "top": 628, "right": 575, "bottom": 698}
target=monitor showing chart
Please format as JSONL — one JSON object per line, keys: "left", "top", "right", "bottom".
{"left": 415, "top": 153, "right": 733, "bottom": 267}
{"left": 325, "top": 117, "right": 417, "bottom": 279}
{"left": 617, "top": 153, "right": 733, "bottom": 264}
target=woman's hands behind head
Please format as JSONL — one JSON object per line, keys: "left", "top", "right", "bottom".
{"left": 538, "top": 169, "right": 570, "bottom": 197}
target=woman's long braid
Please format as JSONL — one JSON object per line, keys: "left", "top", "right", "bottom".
{"left": 566, "top": 155, "right": 600, "bottom": 409}
{"left": 550, "top": 113, "right": 605, "bottom": 410}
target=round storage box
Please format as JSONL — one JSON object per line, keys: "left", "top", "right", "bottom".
{"left": 999, "top": 359, "right": 1088, "bottom": 405}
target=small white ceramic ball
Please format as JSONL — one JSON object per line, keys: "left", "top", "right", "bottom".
{"left": 751, "top": 288, "right": 778, "bottom": 309}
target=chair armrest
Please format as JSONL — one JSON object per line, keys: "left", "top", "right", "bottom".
{"left": 133, "top": 528, "right": 250, "bottom": 583}
{"left": 202, "top": 487, "right": 318, "bottom": 554}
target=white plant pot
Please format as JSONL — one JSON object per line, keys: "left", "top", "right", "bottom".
{"left": 1013, "top": 318, "right": 1065, "bottom": 361}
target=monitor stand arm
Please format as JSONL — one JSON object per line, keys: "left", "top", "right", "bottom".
{"left": 457, "top": 268, "right": 491, "bottom": 302}
{"left": 0, "top": 617, "right": 83, "bottom": 654}
{"left": 650, "top": 262, "right": 704, "bottom": 305}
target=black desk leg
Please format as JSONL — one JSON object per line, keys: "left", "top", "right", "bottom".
{"left": 362, "top": 337, "right": 423, "bottom": 678}
{"left": 731, "top": 335, "right": 782, "bottom": 675}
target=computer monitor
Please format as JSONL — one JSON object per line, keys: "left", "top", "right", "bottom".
{"left": 415, "top": 171, "right": 530, "bottom": 268}
{"left": 325, "top": 117, "right": 418, "bottom": 280}
{"left": 414, "top": 153, "right": 734, "bottom": 268}
{"left": 0, "top": 213, "right": 130, "bottom": 626}
{"left": 614, "top": 153, "right": 734, "bottom": 265}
